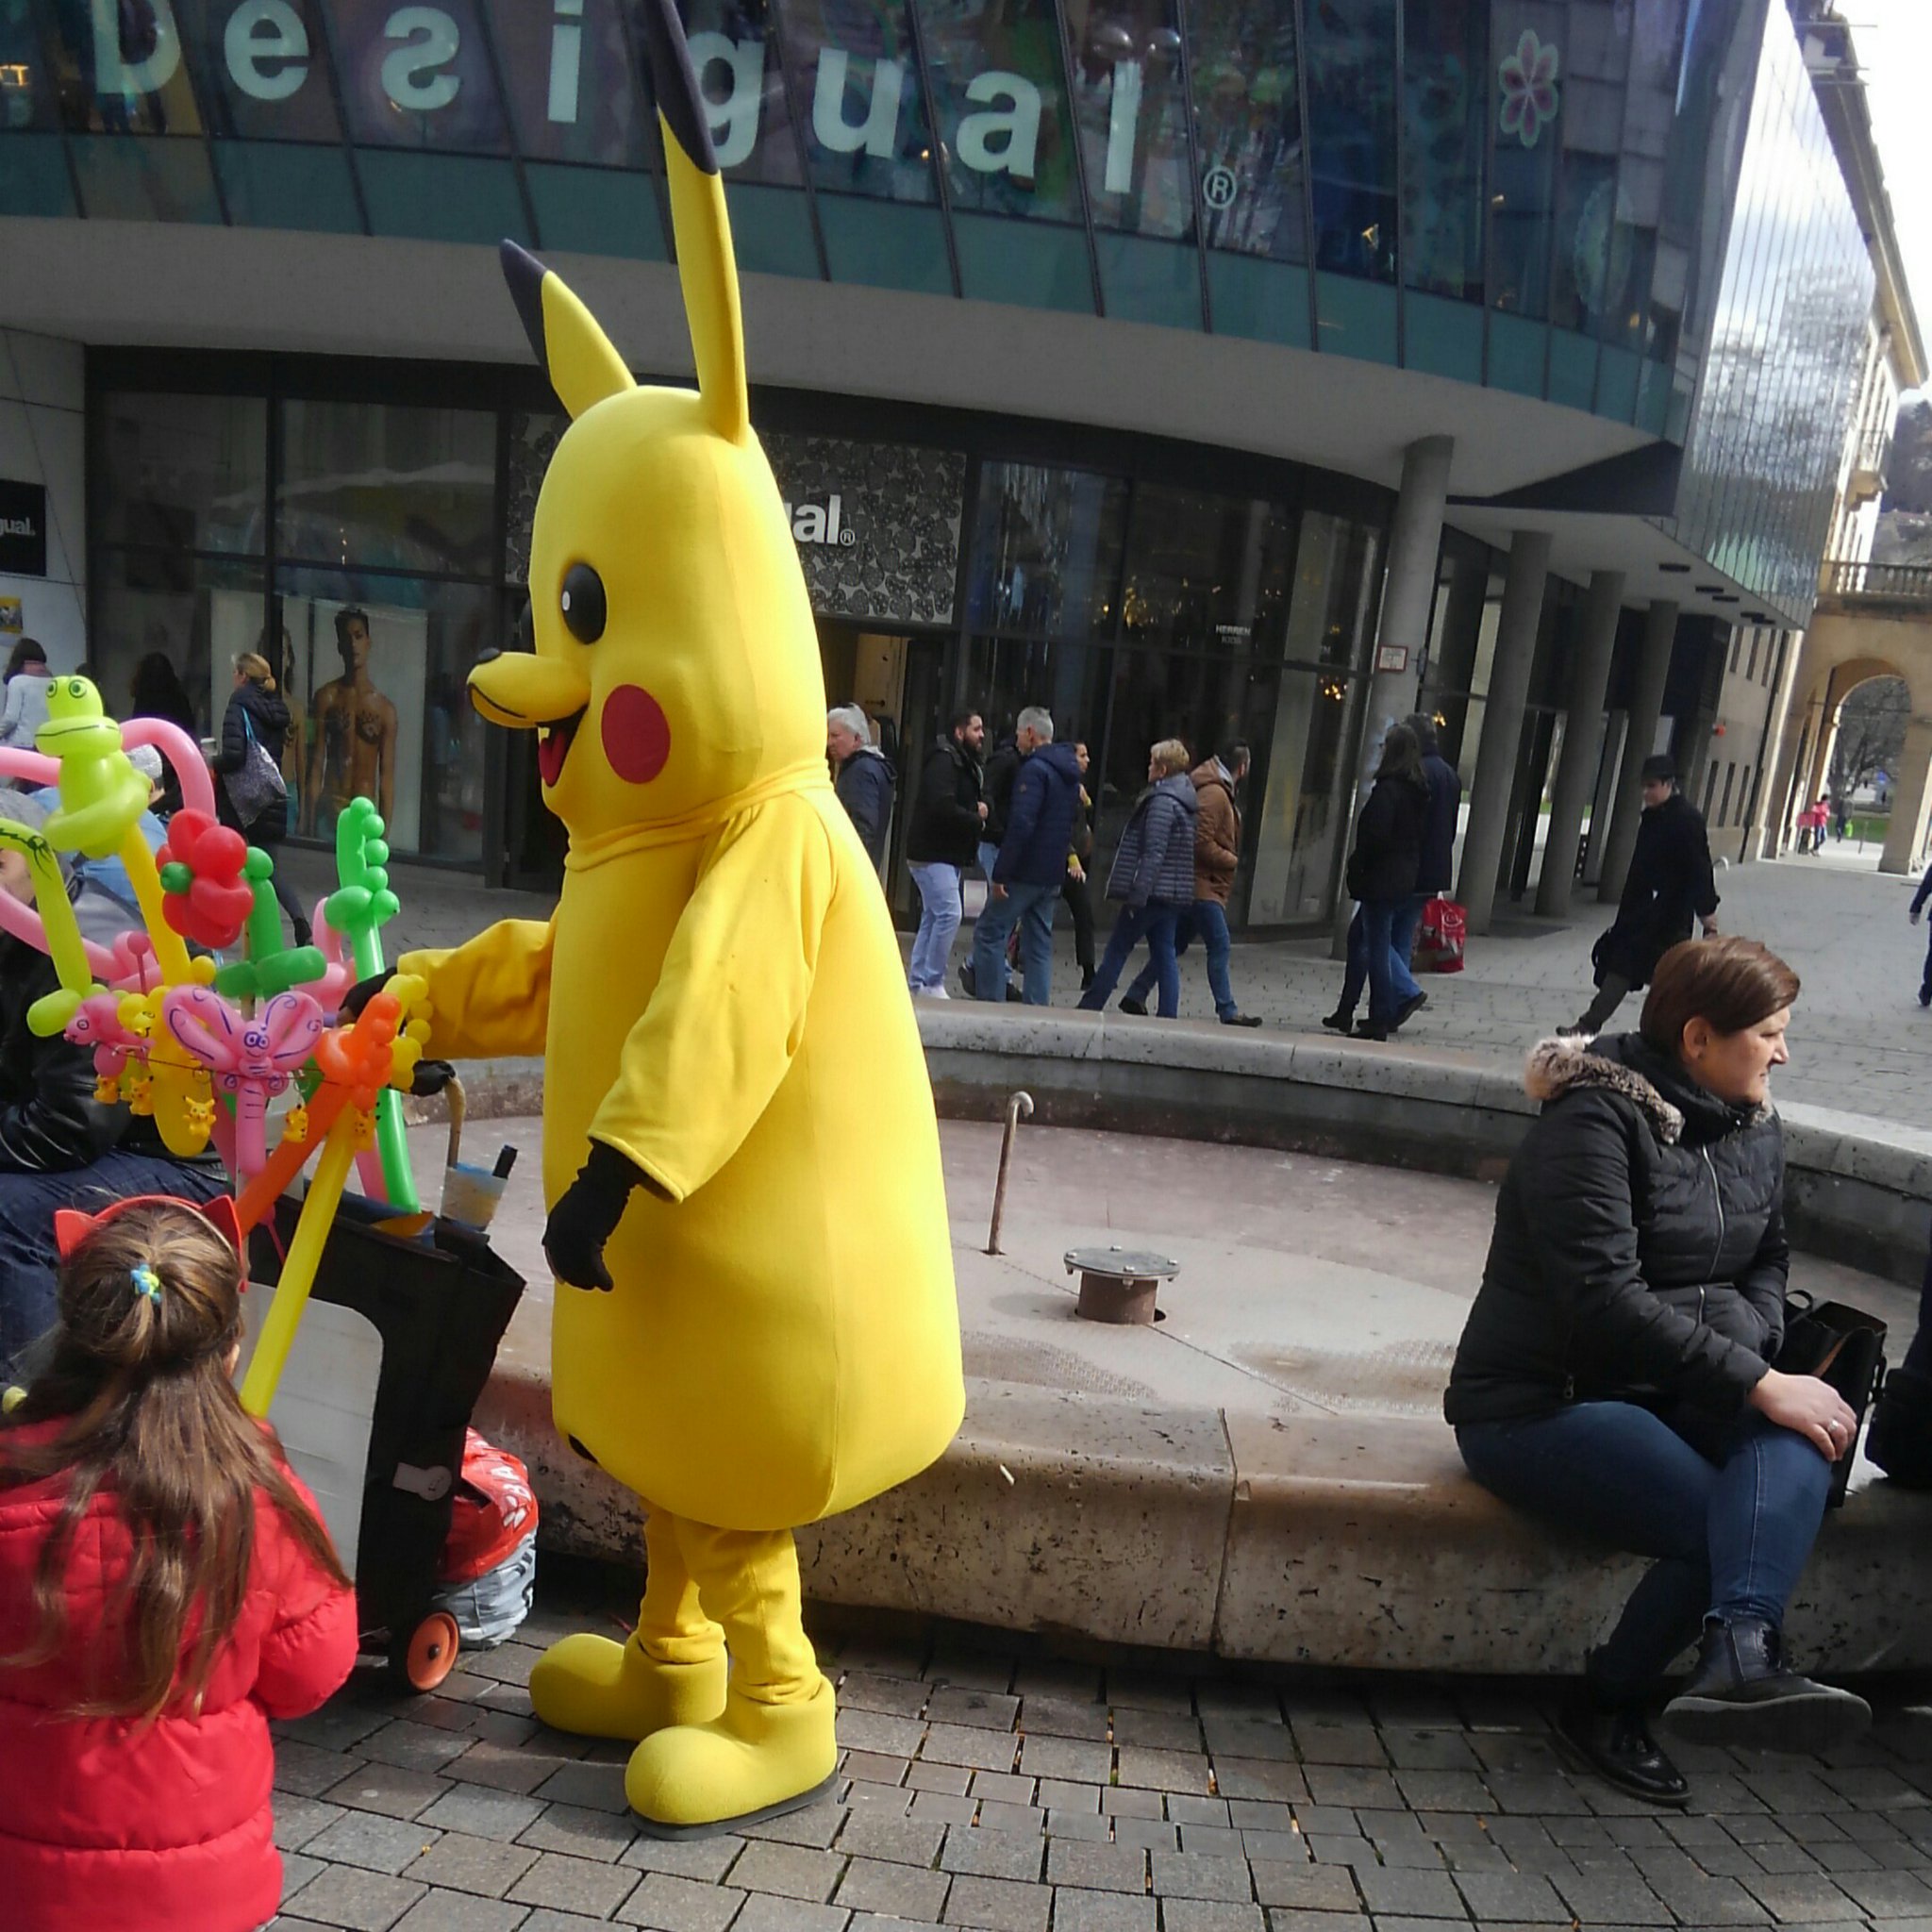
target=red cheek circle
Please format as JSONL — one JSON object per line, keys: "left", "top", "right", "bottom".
{"left": 601, "top": 685, "right": 672, "bottom": 785}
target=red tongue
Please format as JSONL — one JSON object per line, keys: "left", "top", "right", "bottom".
{"left": 538, "top": 726, "right": 567, "bottom": 787}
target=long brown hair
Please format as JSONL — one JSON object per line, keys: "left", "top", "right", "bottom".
{"left": 0, "top": 1202, "right": 348, "bottom": 1720}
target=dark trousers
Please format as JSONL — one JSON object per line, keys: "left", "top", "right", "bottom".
{"left": 0, "top": 1150, "right": 229, "bottom": 1384}
{"left": 1578, "top": 970, "right": 1633, "bottom": 1035}
{"left": 1061, "top": 873, "right": 1095, "bottom": 978}
{"left": 1079, "top": 903, "right": 1181, "bottom": 1016}
{"left": 1920, "top": 923, "right": 1932, "bottom": 1006}
{"left": 1905, "top": 1231, "right": 1932, "bottom": 1380}
{"left": 1457, "top": 1404, "right": 1832, "bottom": 1700}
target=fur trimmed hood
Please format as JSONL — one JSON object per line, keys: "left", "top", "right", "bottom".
{"left": 1524, "top": 1032, "right": 1773, "bottom": 1145}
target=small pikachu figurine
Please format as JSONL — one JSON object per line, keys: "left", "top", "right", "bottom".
{"left": 399, "top": 0, "right": 962, "bottom": 1838}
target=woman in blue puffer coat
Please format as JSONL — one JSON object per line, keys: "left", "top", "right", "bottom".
{"left": 1078, "top": 739, "right": 1197, "bottom": 1018}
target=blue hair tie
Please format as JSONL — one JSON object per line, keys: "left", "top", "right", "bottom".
{"left": 131, "top": 1262, "right": 161, "bottom": 1306}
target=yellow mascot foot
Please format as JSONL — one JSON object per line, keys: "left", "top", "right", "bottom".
{"left": 528, "top": 1634, "right": 727, "bottom": 1742}
{"left": 625, "top": 1678, "right": 839, "bottom": 1837}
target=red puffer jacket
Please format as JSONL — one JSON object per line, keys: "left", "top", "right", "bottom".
{"left": 0, "top": 1421, "right": 358, "bottom": 1932}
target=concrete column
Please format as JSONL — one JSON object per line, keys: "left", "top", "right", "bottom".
{"left": 1582, "top": 710, "right": 1627, "bottom": 886}
{"left": 1456, "top": 529, "right": 1552, "bottom": 933}
{"left": 1361, "top": 435, "right": 1455, "bottom": 772}
{"left": 1596, "top": 598, "right": 1678, "bottom": 903}
{"left": 1536, "top": 569, "right": 1625, "bottom": 918}
{"left": 1880, "top": 713, "right": 1932, "bottom": 876}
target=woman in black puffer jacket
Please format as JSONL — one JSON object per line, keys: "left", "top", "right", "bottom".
{"left": 1447, "top": 938, "right": 1866, "bottom": 1806}
{"left": 212, "top": 652, "right": 310, "bottom": 947}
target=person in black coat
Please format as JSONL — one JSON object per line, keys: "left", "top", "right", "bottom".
{"left": 970, "top": 708, "right": 1080, "bottom": 1005}
{"left": 213, "top": 651, "right": 309, "bottom": 947}
{"left": 127, "top": 649, "right": 199, "bottom": 815}
{"left": 1448, "top": 938, "right": 1868, "bottom": 1804}
{"left": 0, "top": 795, "right": 226, "bottom": 1385}
{"left": 1326, "top": 724, "right": 1427, "bottom": 1041}
{"left": 1576, "top": 755, "right": 1718, "bottom": 1034}
{"left": 904, "top": 709, "right": 985, "bottom": 997}
{"left": 826, "top": 704, "right": 896, "bottom": 869}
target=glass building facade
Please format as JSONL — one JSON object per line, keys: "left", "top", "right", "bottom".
{"left": 4, "top": 0, "right": 1766, "bottom": 433}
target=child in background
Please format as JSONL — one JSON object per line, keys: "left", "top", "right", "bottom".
{"left": 0, "top": 1195, "right": 357, "bottom": 1932}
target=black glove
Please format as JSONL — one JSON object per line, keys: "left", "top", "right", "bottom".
{"left": 409, "top": 1058, "right": 456, "bottom": 1099}
{"left": 543, "top": 1141, "right": 645, "bottom": 1291}
{"left": 341, "top": 969, "right": 394, "bottom": 1019}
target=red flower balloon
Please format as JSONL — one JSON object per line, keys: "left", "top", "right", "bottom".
{"left": 158, "top": 809, "right": 255, "bottom": 951}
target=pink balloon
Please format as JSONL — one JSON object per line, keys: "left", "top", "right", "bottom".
{"left": 0, "top": 755, "right": 121, "bottom": 978}
{"left": 121, "top": 719, "right": 216, "bottom": 821}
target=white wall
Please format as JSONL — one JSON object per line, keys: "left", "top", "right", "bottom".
{"left": 0, "top": 330, "right": 86, "bottom": 673}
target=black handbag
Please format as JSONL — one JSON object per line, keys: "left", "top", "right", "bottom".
{"left": 1775, "top": 1295, "right": 1887, "bottom": 1507}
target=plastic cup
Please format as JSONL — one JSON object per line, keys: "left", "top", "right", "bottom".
{"left": 441, "top": 1160, "right": 508, "bottom": 1231}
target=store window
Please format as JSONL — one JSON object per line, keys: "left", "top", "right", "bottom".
{"left": 1303, "top": 0, "right": 1396, "bottom": 283}
{"left": 34, "top": 0, "right": 205, "bottom": 135}
{"left": 964, "top": 463, "right": 1127, "bottom": 640}
{"left": 483, "top": 0, "right": 651, "bottom": 167}
{"left": 93, "top": 549, "right": 265, "bottom": 741}
{"left": 781, "top": 0, "right": 937, "bottom": 203}
{"left": 1489, "top": 1, "right": 1565, "bottom": 322}
{"left": 1185, "top": 0, "right": 1305, "bottom": 262}
{"left": 1400, "top": 0, "right": 1485, "bottom": 305}
{"left": 99, "top": 391, "right": 268, "bottom": 556}
{"left": 181, "top": 0, "right": 346, "bottom": 142}
{"left": 325, "top": 0, "right": 510, "bottom": 152}
{"left": 1062, "top": 0, "right": 1193, "bottom": 241}
{"left": 1119, "top": 486, "right": 1295, "bottom": 658}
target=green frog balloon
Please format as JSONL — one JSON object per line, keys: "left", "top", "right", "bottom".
{"left": 38, "top": 677, "right": 152, "bottom": 859}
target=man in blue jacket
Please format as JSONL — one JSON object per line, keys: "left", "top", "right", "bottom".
{"left": 969, "top": 706, "right": 1082, "bottom": 1005}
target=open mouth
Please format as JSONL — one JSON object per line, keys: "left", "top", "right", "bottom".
{"left": 537, "top": 708, "right": 587, "bottom": 787}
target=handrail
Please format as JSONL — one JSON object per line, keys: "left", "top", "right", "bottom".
{"left": 1819, "top": 558, "right": 1932, "bottom": 602}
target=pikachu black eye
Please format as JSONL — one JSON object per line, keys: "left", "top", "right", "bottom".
{"left": 560, "top": 563, "right": 606, "bottom": 643}
{"left": 516, "top": 598, "right": 534, "bottom": 653}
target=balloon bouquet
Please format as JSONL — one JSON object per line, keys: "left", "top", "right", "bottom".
{"left": 1, "top": 675, "right": 429, "bottom": 1417}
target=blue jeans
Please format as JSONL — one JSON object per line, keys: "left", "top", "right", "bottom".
{"left": 1457, "top": 1404, "right": 1833, "bottom": 1701}
{"left": 0, "top": 1150, "right": 229, "bottom": 1385}
{"left": 972, "top": 879, "right": 1058, "bottom": 1004}
{"left": 908, "top": 861, "right": 962, "bottom": 990}
{"left": 1338, "top": 894, "right": 1428, "bottom": 1022}
{"left": 1080, "top": 903, "right": 1182, "bottom": 1015}
{"left": 1126, "top": 900, "right": 1240, "bottom": 1020}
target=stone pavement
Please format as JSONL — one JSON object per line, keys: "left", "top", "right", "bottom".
{"left": 284, "top": 848, "right": 1932, "bottom": 1131}
{"left": 267, "top": 1594, "right": 1932, "bottom": 1932}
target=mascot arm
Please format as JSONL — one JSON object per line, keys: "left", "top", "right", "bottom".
{"left": 589, "top": 802, "right": 831, "bottom": 1202}
{"left": 397, "top": 917, "right": 556, "bottom": 1060}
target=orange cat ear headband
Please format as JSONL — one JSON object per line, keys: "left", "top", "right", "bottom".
{"left": 52, "top": 1193, "right": 244, "bottom": 1263}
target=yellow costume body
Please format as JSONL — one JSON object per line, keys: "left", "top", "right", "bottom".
{"left": 398, "top": 0, "right": 961, "bottom": 1834}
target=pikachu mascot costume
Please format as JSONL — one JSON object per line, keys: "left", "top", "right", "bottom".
{"left": 396, "top": 0, "right": 962, "bottom": 1836}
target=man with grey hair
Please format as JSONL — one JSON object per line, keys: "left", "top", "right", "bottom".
{"left": 968, "top": 707, "right": 1082, "bottom": 1005}
{"left": 827, "top": 703, "right": 895, "bottom": 870}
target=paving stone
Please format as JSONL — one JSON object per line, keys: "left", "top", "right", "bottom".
{"left": 732, "top": 1894, "right": 853, "bottom": 1932}
{"left": 531, "top": 1760, "right": 633, "bottom": 1814}
{"left": 281, "top": 1704, "right": 394, "bottom": 1753}
{"left": 415, "top": 1783, "right": 546, "bottom": 1840}
{"left": 517, "top": 1800, "right": 640, "bottom": 1861}
{"left": 1354, "top": 1869, "right": 1465, "bottom": 1919}
{"left": 283, "top": 1850, "right": 325, "bottom": 1906}
{"left": 460, "top": 1642, "right": 543, "bottom": 1687}
{"left": 399, "top": 1831, "right": 540, "bottom": 1897}
{"left": 1452, "top": 1874, "right": 1568, "bottom": 1922}
{"left": 1040, "top": 1780, "right": 1104, "bottom": 1813}
{"left": 1107, "top": 1789, "right": 1170, "bottom": 1821}
{"left": 277, "top": 1794, "right": 351, "bottom": 1851}
{"left": 1181, "top": 1828, "right": 1245, "bottom": 1857}
{"left": 1171, "top": 1798, "right": 1234, "bottom": 1829}
{"left": 942, "top": 1872, "right": 1051, "bottom": 1931}
{"left": 1047, "top": 1890, "right": 1157, "bottom": 1932}
{"left": 912, "top": 1761, "right": 977, "bottom": 1794}
{"left": 1117, "top": 1749, "right": 1214, "bottom": 1793}
{"left": 1161, "top": 1906, "right": 1268, "bottom": 1932}
{"left": 1113, "top": 1710, "right": 1206, "bottom": 1753}
{"left": 1395, "top": 1774, "right": 1493, "bottom": 1814}
{"left": 1305, "top": 1770, "right": 1406, "bottom": 1812}
{"left": 507, "top": 1849, "right": 641, "bottom": 1917}
{"left": 274, "top": 1741, "right": 370, "bottom": 1797}
{"left": 1648, "top": 1875, "right": 1781, "bottom": 1925}
{"left": 1021, "top": 1699, "right": 1113, "bottom": 1742}
{"left": 836, "top": 1855, "right": 952, "bottom": 1920}
{"left": 1264, "top": 1913, "right": 1370, "bottom": 1932}
{"left": 324, "top": 1765, "right": 455, "bottom": 1824}
{"left": 1242, "top": 1832, "right": 1307, "bottom": 1866}
{"left": 1013, "top": 1660, "right": 1105, "bottom": 1703}
{"left": 1151, "top": 1853, "right": 1254, "bottom": 1902}
{"left": 1383, "top": 1734, "right": 1484, "bottom": 1774}
{"left": 846, "top": 1918, "right": 947, "bottom": 1932}
{"left": 928, "top": 1688, "right": 1020, "bottom": 1731}
{"left": 847, "top": 1752, "right": 916, "bottom": 1786}
{"left": 1215, "top": 1762, "right": 1309, "bottom": 1805}
{"left": 1112, "top": 1818, "right": 1180, "bottom": 1854}
{"left": 848, "top": 1781, "right": 917, "bottom": 1815}
{"left": 979, "top": 1803, "right": 1044, "bottom": 1835}
{"left": 1052, "top": 1810, "right": 1117, "bottom": 1842}
{"left": 613, "top": 1870, "right": 745, "bottom": 1929}
{"left": 1108, "top": 1672, "right": 1193, "bottom": 1715}
{"left": 281, "top": 1862, "right": 428, "bottom": 1930}
{"left": 1749, "top": 1846, "right": 1827, "bottom": 1878}
{"left": 842, "top": 1674, "right": 936, "bottom": 1718}
{"left": 1294, "top": 1724, "right": 1391, "bottom": 1770}
{"left": 389, "top": 1895, "right": 528, "bottom": 1932}
{"left": 926, "top": 1724, "right": 1023, "bottom": 1773}
{"left": 1018, "top": 1736, "right": 1114, "bottom": 1784}
{"left": 847, "top": 1711, "right": 932, "bottom": 1757}
{"left": 1046, "top": 1840, "right": 1150, "bottom": 1892}
{"left": 910, "top": 1792, "right": 980, "bottom": 1825}
{"left": 1251, "top": 1864, "right": 1363, "bottom": 1914}
{"left": 1739, "top": 1876, "right": 1867, "bottom": 1922}
{"left": 307, "top": 1810, "right": 444, "bottom": 1875}
{"left": 361, "top": 1721, "right": 482, "bottom": 1774}
{"left": 728, "top": 1839, "right": 849, "bottom": 1900}
{"left": 619, "top": 1834, "right": 748, "bottom": 1881}
{"left": 1228, "top": 1804, "right": 1296, "bottom": 1835}
{"left": 1551, "top": 1875, "right": 1672, "bottom": 1924}
{"left": 1304, "top": 1838, "right": 1379, "bottom": 1870}
{"left": 839, "top": 1812, "right": 947, "bottom": 1867}
{"left": 942, "top": 1824, "right": 1046, "bottom": 1881}
{"left": 1481, "top": 1774, "right": 1591, "bottom": 1817}
{"left": 518, "top": 1913, "right": 619, "bottom": 1932}
{"left": 741, "top": 1798, "right": 848, "bottom": 1848}
{"left": 973, "top": 1773, "right": 1035, "bottom": 1807}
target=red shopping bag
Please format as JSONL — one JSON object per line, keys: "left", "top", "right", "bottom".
{"left": 438, "top": 1429, "right": 540, "bottom": 1585}
{"left": 1413, "top": 897, "right": 1466, "bottom": 974}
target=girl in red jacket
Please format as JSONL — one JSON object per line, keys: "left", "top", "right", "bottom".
{"left": 0, "top": 1194, "right": 358, "bottom": 1932}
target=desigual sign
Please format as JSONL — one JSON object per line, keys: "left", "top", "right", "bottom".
{"left": 58, "top": 0, "right": 1146, "bottom": 193}
{"left": 0, "top": 481, "right": 47, "bottom": 579}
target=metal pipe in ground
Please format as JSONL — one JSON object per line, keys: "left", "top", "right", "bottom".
{"left": 985, "top": 1091, "right": 1033, "bottom": 1256}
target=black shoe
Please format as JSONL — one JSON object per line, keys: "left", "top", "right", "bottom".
{"left": 293, "top": 921, "right": 313, "bottom": 949}
{"left": 1553, "top": 1693, "right": 1690, "bottom": 1808}
{"left": 1868, "top": 1365, "right": 1932, "bottom": 1488}
{"left": 959, "top": 964, "right": 977, "bottom": 999}
{"left": 1005, "top": 980, "right": 1023, "bottom": 1003}
{"left": 1119, "top": 995, "right": 1148, "bottom": 1017}
{"left": 1392, "top": 991, "right": 1427, "bottom": 1029}
{"left": 1320, "top": 1009, "right": 1353, "bottom": 1035}
{"left": 1661, "top": 1618, "right": 1871, "bottom": 1754}
{"left": 1080, "top": 971, "right": 1095, "bottom": 992}
{"left": 1353, "top": 1022, "right": 1390, "bottom": 1041}
{"left": 1920, "top": 989, "right": 1931, "bottom": 1009}
{"left": 1222, "top": 1012, "right": 1262, "bottom": 1027}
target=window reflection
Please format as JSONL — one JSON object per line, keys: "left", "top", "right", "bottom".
{"left": 327, "top": 0, "right": 509, "bottom": 152}
{"left": 1061, "top": 0, "right": 1192, "bottom": 238}
{"left": 485, "top": 0, "right": 648, "bottom": 166}
{"left": 99, "top": 391, "right": 268, "bottom": 556}
{"left": 781, "top": 0, "right": 939, "bottom": 202}
{"left": 965, "top": 462, "right": 1126, "bottom": 637}
{"left": 1304, "top": 0, "right": 1395, "bottom": 283}
{"left": 1400, "top": 0, "right": 1483, "bottom": 302}
{"left": 180, "top": 0, "right": 344, "bottom": 142}
{"left": 673, "top": 0, "right": 804, "bottom": 183}
{"left": 1490, "top": 1, "right": 1564, "bottom": 318}
{"left": 1185, "top": 0, "right": 1305, "bottom": 261}
{"left": 1119, "top": 486, "right": 1293, "bottom": 656}
{"left": 36, "top": 0, "right": 206, "bottom": 133}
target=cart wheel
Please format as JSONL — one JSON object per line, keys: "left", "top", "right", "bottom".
{"left": 391, "top": 1610, "right": 461, "bottom": 1693}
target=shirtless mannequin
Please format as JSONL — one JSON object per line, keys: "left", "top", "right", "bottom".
{"left": 304, "top": 608, "right": 396, "bottom": 834}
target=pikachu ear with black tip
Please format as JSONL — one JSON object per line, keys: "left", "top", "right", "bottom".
{"left": 636, "top": 0, "right": 751, "bottom": 445}
{"left": 500, "top": 240, "right": 636, "bottom": 423}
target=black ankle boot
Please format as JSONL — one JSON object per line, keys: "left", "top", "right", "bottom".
{"left": 1320, "top": 1009, "right": 1352, "bottom": 1034}
{"left": 1554, "top": 1691, "right": 1689, "bottom": 1807}
{"left": 1661, "top": 1617, "right": 1871, "bottom": 1753}
{"left": 1868, "top": 1365, "right": 1932, "bottom": 1488}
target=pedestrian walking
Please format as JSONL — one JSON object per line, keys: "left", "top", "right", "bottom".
{"left": 1908, "top": 857, "right": 1932, "bottom": 1008}
{"left": 1121, "top": 741, "right": 1262, "bottom": 1025}
{"left": 963, "top": 710, "right": 1052, "bottom": 999}
{"left": 1450, "top": 939, "right": 1870, "bottom": 1806}
{"left": 1324, "top": 714, "right": 1459, "bottom": 1038}
{"left": 0, "top": 638, "right": 52, "bottom": 781}
{"left": 1062, "top": 741, "right": 1097, "bottom": 993}
{"left": 827, "top": 704, "right": 895, "bottom": 869}
{"left": 212, "top": 652, "right": 310, "bottom": 947}
{"left": 905, "top": 708, "right": 986, "bottom": 999}
{"left": 968, "top": 707, "right": 1080, "bottom": 1006}
{"left": 1079, "top": 740, "right": 1198, "bottom": 1017}
{"left": 1573, "top": 755, "right": 1717, "bottom": 1036}
{"left": 1325, "top": 724, "right": 1428, "bottom": 1041}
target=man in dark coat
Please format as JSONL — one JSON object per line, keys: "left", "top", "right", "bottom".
{"left": 0, "top": 795, "right": 225, "bottom": 1384}
{"left": 905, "top": 709, "right": 985, "bottom": 997}
{"left": 1574, "top": 755, "right": 1719, "bottom": 1035}
{"left": 827, "top": 704, "right": 895, "bottom": 869}
{"left": 969, "top": 707, "right": 1081, "bottom": 1005}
